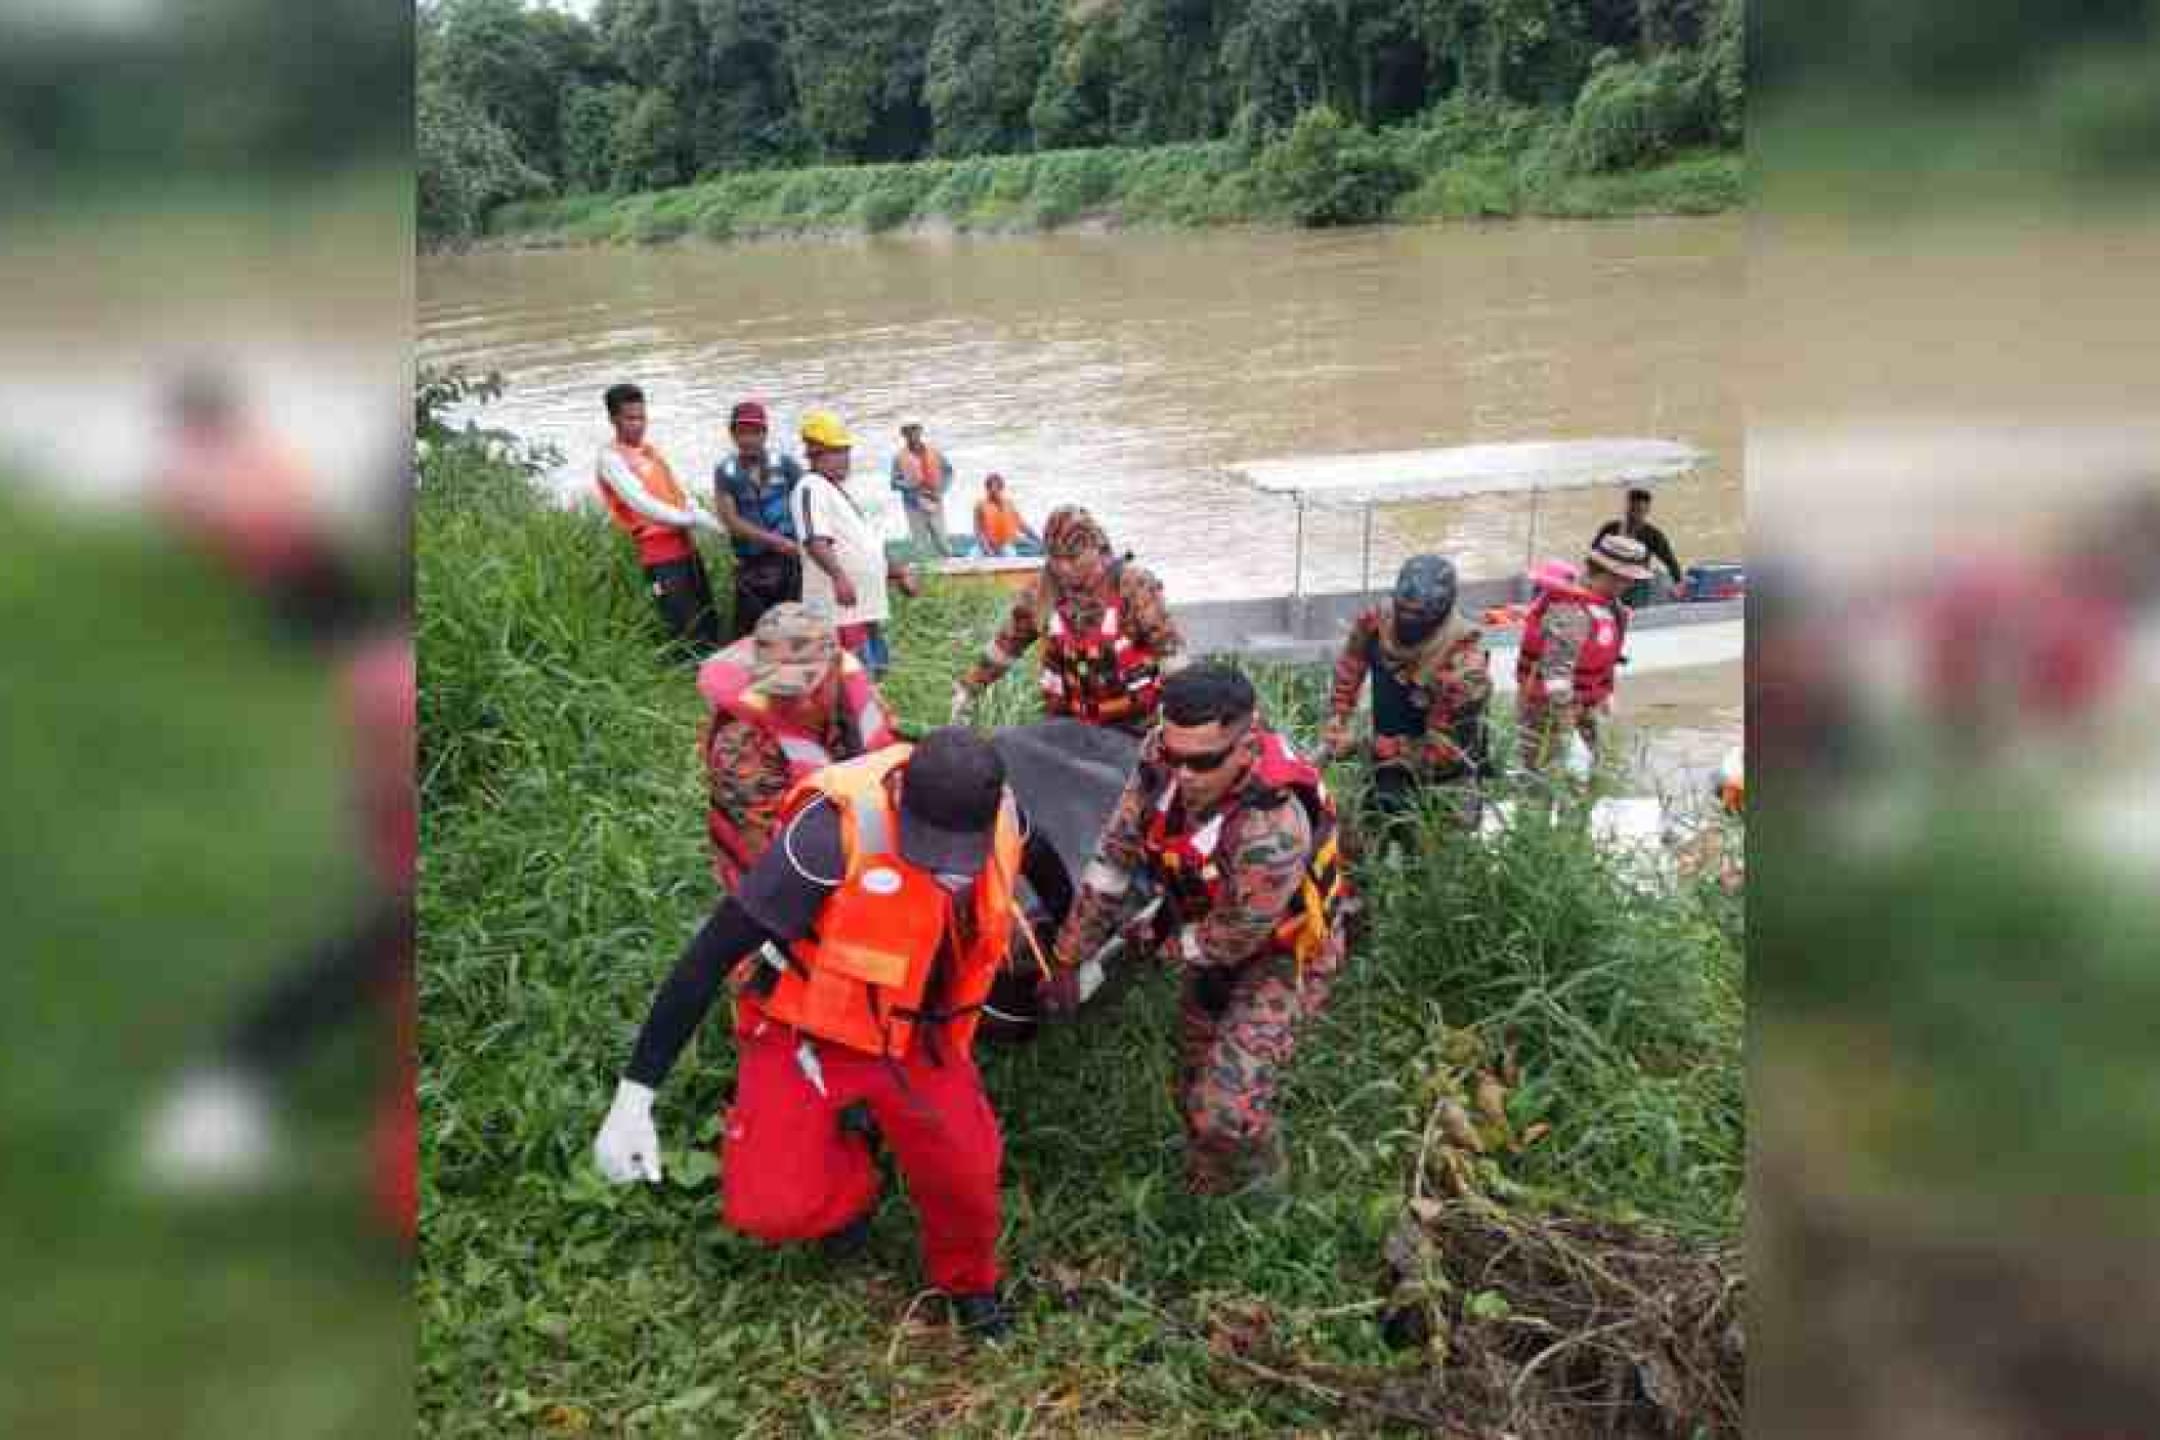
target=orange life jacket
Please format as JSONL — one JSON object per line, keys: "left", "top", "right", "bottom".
{"left": 744, "top": 747, "right": 1022, "bottom": 1061}
{"left": 1139, "top": 731, "right": 1347, "bottom": 975}
{"left": 976, "top": 496, "right": 1023, "bottom": 548}
{"left": 1516, "top": 583, "right": 1628, "bottom": 708}
{"left": 696, "top": 640, "right": 898, "bottom": 877}
{"left": 1039, "top": 564, "right": 1164, "bottom": 727}
{"left": 896, "top": 442, "right": 948, "bottom": 500}
{"left": 596, "top": 441, "right": 694, "bottom": 566}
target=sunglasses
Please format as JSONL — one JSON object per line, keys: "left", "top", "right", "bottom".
{"left": 1162, "top": 727, "right": 1249, "bottom": 774}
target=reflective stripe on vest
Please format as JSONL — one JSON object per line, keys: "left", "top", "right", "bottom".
{"left": 1139, "top": 731, "right": 1346, "bottom": 973}
{"left": 1040, "top": 586, "right": 1163, "bottom": 724}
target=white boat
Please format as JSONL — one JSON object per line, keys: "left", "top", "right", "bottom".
{"left": 1179, "top": 437, "right": 1744, "bottom": 669}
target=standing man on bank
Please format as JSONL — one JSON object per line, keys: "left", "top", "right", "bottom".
{"left": 1043, "top": 665, "right": 1350, "bottom": 1197}
{"left": 793, "top": 410, "right": 918, "bottom": 677}
{"left": 595, "top": 383, "right": 727, "bottom": 654}
{"left": 889, "top": 420, "right": 954, "bottom": 560}
{"left": 1323, "top": 554, "right": 1493, "bottom": 833}
{"left": 1592, "top": 487, "right": 1685, "bottom": 607}
{"left": 591, "top": 729, "right": 1069, "bottom": 1342}
{"left": 712, "top": 400, "right": 805, "bottom": 641}
{"left": 1516, "top": 533, "right": 1654, "bottom": 777}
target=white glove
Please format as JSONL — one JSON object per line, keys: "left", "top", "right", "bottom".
{"left": 693, "top": 508, "right": 726, "bottom": 535}
{"left": 141, "top": 1068, "right": 276, "bottom": 1192}
{"left": 1562, "top": 731, "right": 1594, "bottom": 783}
{"left": 592, "top": 1078, "right": 662, "bottom": 1184}
{"left": 949, "top": 682, "right": 976, "bottom": 725}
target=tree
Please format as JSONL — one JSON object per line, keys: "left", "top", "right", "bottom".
{"left": 560, "top": 84, "right": 639, "bottom": 192}
{"left": 613, "top": 87, "right": 690, "bottom": 190}
{"left": 420, "top": 0, "right": 608, "bottom": 181}
{"left": 418, "top": 78, "right": 549, "bottom": 244}
{"left": 781, "top": 0, "right": 938, "bottom": 161}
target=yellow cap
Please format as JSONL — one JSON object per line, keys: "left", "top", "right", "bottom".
{"left": 799, "top": 409, "right": 854, "bottom": 450}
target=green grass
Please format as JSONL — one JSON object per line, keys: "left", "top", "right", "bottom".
{"left": 0, "top": 488, "right": 408, "bottom": 1436}
{"left": 418, "top": 435, "right": 1742, "bottom": 1433}
{"left": 481, "top": 123, "right": 1741, "bottom": 249}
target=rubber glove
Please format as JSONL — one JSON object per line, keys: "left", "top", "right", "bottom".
{"left": 1562, "top": 731, "right": 1594, "bottom": 783}
{"left": 141, "top": 1067, "right": 276, "bottom": 1191}
{"left": 593, "top": 1078, "right": 663, "bottom": 1183}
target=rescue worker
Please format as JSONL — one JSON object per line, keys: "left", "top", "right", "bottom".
{"left": 889, "top": 420, "right": 954, "bottom": 559}
{"left": 1322, "top": 554, "right": 1493, "bottom": 832}
{"left": 1515, "top": 532, "right": 1654, "bottom": 778}
{"left": 595, "top": 383, "right": 728, "bottom": 653}
{"left": 793, "top": 409, "right": 919, "bottom": 677}
{"left": 697, "top": 603, "right": 899, "bottom": 890}
{"left": 711, "top": 399, "right": 805, "bottom": 641}
{"left": 949, "top": 505, "right": 1187, "bottom": 736}
{"left": 1043, "top": 665, "right": 1349, "bottom": 1197}
{"left": 591, "top": 729, "right": 1070, "bottom": 1342}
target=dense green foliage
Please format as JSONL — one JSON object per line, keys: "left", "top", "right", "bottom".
{"left": 417, "top": 413, "right": 1742, "bottom": 1431}
{"left": 488, "top": 131, "right": 1740, "bottom": 245}
{"left": 418, "top": 0, "right": 1744, "bottom": 243}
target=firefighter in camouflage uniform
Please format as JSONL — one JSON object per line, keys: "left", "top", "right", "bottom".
{"left": 1045, "top": 664, "right": 1349, "bottom": 1196}
{"left": 698, "top": 603, "right": 898, "bottom": 889}
{"left": 1323, "top": 553, "right": 1493, "bottom": 834}
{"left": 949, "top": 505, "right": 1187, "bottom": 736}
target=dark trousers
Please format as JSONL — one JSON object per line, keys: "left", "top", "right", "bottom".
{"left": 728, "top": 551, "right": 802, "bottom": 642}
{"left": 647, "top": 555, "right": 721, "bottom": 654}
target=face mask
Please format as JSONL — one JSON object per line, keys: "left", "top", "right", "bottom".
{"left": 1394, "top": 611, "right": 1444, "bottom": 645}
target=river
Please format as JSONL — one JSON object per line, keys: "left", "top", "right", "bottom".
{"left": 420, "top": 218, "right": 1743, "bottom": 601}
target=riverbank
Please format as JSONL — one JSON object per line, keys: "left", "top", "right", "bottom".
{"left": 478, "top": 132, "right": 1741, "bottom": 252}
{"left": 417, "top": 420, "right": 1743, "bottom": 1432}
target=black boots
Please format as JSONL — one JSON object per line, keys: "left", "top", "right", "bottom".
{"left": 949, "top": 1290, "right": 1011, "bottom": 1343}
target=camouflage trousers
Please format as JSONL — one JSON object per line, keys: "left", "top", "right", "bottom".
{"left": 1174, "top": 938, "right": 1341, "bottom": 1196}
{"left": 1515, "top": 698, "right": 1602, "bottom": 776}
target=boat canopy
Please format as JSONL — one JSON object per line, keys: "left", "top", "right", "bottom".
{"left": 1220, "top": 437, "right": 1710, "bottom": 602}
{"left": 1224, "top": 438, "right": 1707, "bottom": 509}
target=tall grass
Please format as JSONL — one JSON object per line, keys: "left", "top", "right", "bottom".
{"left": 482, "top": 105, "right": 1741, "bottom": 249}
{"left": 418, "top": 434, "right": 1742, "bottom": 1433}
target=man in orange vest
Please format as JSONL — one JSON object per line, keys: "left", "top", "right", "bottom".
{"left": 971, "top": 473, "right": 1039, "bottom": 556}
{"left": 592, "top": 729, "right": 1068, "bottom": 1341}
{"left": 889, "top": 420, "right": 954, "bottom": 559}
{"left": 1515, "top": 532, "right": 1654, "bottom": 777}
{"left": 595, "top": 383, "right": 728, "bottom": 653}
{"left": 949, "top": 505, "right": 1188, "bottom": 736}
{"left": 1043, "top": 665, "right": 1349, "bottom": 1197}
{"left": 697, "top": 603, "right": 899, "bottom": 890}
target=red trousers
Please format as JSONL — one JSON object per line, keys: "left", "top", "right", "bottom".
{"left": 720, "top": 1017, "right": 1003, "bottom": 1294}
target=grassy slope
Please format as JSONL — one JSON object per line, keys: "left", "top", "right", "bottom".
{"left": 484, "top": 138, "right": 1741, "bottom": 249}
{"left": 416, "top": 443, "right": 1741, "bottom": 1435}
{"left": 0, "top": 491, "right": 408, "bottom": 1437}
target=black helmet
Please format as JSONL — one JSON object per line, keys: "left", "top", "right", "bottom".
{"left": 1392, "top": 554, "right": 1457, "bottom": 621}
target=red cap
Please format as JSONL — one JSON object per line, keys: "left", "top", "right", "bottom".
{"left": 729, "top": 401, "right": 769, "bottom": 430}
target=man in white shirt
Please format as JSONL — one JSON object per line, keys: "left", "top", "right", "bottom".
{"left": 593, "top": 383, "right": 728, "bottom": 654}
{"left": 790, "top": 410, "right": 918, "bottom": 677}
